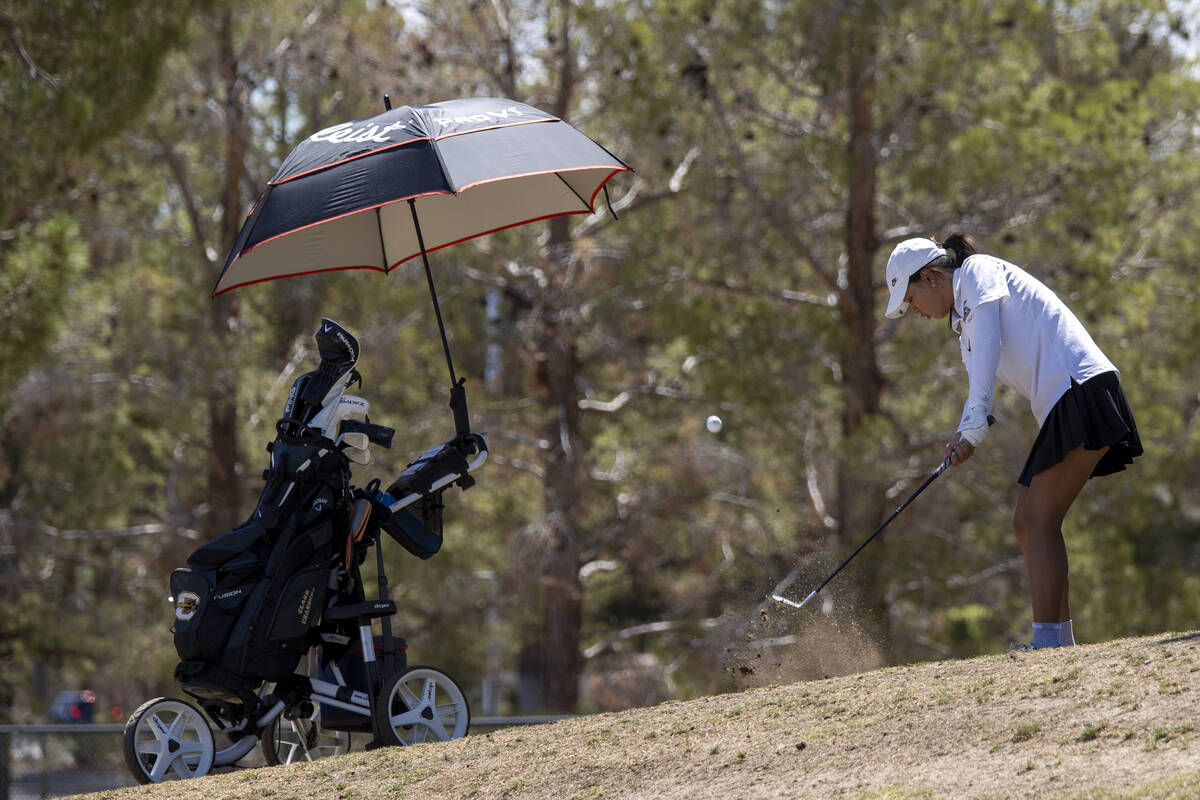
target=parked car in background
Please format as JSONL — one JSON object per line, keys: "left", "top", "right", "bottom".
{"left": 49, "top": 690, "right": 96, "bottom": 723}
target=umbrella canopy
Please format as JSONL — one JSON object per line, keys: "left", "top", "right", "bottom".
{"left": 214, "top": 97, "right": 631, "bottom": 294}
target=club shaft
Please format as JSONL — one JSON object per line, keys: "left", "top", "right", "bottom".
{"left": 805, "top": 460, "right": 948, "bottom": 602}
{"left": 775, "top": 416, "right": 995, "bottom": 610}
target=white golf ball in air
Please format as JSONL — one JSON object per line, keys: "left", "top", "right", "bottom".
{"left": 706, "top": 415, "right": 723, "bottom": 434}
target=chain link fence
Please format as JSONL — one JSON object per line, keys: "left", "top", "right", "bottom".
{"left": 0, "top": 725, "right": 133, "bottom": 800}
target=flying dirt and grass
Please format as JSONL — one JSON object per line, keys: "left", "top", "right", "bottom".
{"left": 77, "top": 631, "right": 1199, "bottom": 800}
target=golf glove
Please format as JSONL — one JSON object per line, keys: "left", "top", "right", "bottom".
{"left": 958, "top": 405, "right": 990, "bottom": 447}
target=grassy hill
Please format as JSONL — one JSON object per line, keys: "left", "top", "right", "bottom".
{"left": 79, "top": 632, "right": 1200, "bottom": 800}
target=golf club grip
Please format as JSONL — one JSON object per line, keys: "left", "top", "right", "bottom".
{"left": 340, "top": 419, "right": 395, "bottom": 448}
{"left": 943, "top": 414, "right": 998, "bottom": 470}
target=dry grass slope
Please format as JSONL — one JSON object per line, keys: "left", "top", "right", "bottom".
{"left": 80, "top": 632, "right": 1200, "bottom": 800}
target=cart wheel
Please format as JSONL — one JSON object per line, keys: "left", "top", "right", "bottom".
{"left": 261, "top": 644, "right": 354, "bottom": 764}
{"left": 374, "top": 666, "right": 470, "bottom": 745}
{"left": 123, "top": 697, "right": 215, "bottom": 783}
{"left": 261, "top": 704, "right": 352, "bottom": 764}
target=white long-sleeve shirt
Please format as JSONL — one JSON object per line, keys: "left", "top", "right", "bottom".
{"left": 952, "top": 254, "right": 1117, "bottom": 430}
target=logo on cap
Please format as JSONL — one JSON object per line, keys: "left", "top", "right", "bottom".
{"left": 890, "top": 277, "right": 897, "bottom": 287}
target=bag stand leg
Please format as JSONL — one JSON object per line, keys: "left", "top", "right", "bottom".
{"left": 374, "top": 537, "right": 398, "bottom": 684}
{"left": 359, "top": 621, "right": 388, "bottom": 750}
{"left": 365, "top": 528, "right": 397, "bottom": 751}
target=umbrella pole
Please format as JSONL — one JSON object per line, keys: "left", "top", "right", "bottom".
{"left": 408, "top": 199, "right": 471, "bottom": 437}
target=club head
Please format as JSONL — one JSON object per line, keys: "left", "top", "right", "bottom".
{"left": 343, "top": 446, "right": 371, "bottom": 466}
{"left": 772, "top": 590, "right": 817, "bottom": 609}
{"left": 312, "top": 394, "right": 369, "bottom": 440}
{"left": 336, "top": 431, "right": 370, "bottom": 450}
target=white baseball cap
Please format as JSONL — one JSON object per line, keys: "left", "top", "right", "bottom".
{"left": 884, "top": 238, "right": 947, "bottom": 318}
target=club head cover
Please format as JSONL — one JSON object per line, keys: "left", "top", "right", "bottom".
{"left": 314, "top": 318, "right": 359, "bottom": 372}
{"left": 309, "top": 394, "right": 369, "bottom": 440}
{"left": 298, "top": 318, "right": 361, "bottom": 419}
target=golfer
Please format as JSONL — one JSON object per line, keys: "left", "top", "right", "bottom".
{"left": 884, "top": 233, "right": 1142, "bottom": 649}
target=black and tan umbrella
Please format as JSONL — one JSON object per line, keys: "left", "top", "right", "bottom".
{"left": 215, "top": 96, "right": 630, "bottom": 435}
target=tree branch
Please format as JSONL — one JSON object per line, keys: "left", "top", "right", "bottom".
{"left": 577, "top": 382, "right": 703, "bottom": 413}
{"left": 583, "top": 620, "right": 682, "bottom": 659}
{"left": 149, "top": 128, "right": 212, "bottom": 265}
{"left": 0, "top": 13, "right": 60, "bottom": 87}
{"left": 1, "top": 510, "right": 200, "bottom": 541}
{"left": 686, "top": 273, "right": 837, "bottom": 308}
{"left": 707, "top": 89, "right": 843, "bottom": 300}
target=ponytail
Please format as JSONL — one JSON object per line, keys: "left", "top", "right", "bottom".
{"left": 939, "top": 232, "right": 979, "bottom": 269}
{"left": 909, "top": 232, "right": 980, "bottom": 283}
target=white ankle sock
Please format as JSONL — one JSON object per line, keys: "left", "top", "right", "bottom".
{"left": 1060, "top": 619, "right": 1075, "bottom": 647}
{"left": 1032, "top": 622, "right": 1061, "bottom": 649}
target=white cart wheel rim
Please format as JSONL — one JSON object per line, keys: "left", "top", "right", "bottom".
{"left": 263, "top": 646, "right": 354, "bottom": 764}
{"left": 383, "top": 667, "right": 470, "bottom": 744}
{"left": 131, "top": 699, "right": 215, "bottom": 781}
{"left": 269, "top": 705, "right": 352, "bottom": 763}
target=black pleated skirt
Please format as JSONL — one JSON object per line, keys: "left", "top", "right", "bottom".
{"left": 1018, "top": 371, "right": 1142, "bottom": 487}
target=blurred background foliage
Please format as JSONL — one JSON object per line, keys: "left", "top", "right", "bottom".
{"left": 2, "top": 0, "right": 1198, "bottom": 721}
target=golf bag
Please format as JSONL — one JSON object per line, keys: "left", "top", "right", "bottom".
{"left": 170, "top": 439, "right": 348, "bottom": 681}
{"left": 169, "top": 319, "right": 383, "bottom": 689}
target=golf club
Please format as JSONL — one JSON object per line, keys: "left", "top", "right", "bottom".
{"left": 773, "top": 416, "right": 994, "bottom": 610}
{"left": 336, "top": 431, "right": 370, "bottom": 451}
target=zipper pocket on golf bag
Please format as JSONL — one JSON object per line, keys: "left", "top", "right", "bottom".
{"left": 235, "top": 560, "right": 332, "bottom": 680}
{"left": 232, "top": 509, "right": 340, "bottom": 679}
{"left": 265, "top": 562, "right": 330, "bottom": 643}
{"left": 170, "top": 566, "right": 258, "bottom": 663}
